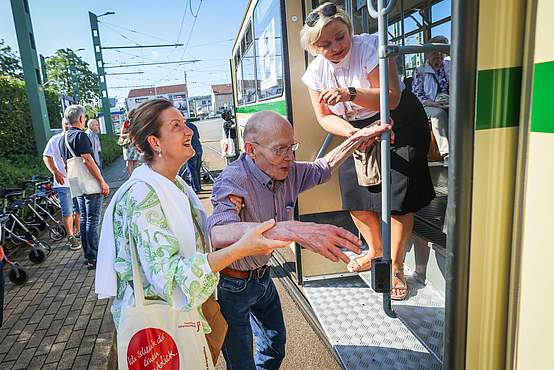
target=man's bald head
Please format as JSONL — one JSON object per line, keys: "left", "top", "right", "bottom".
{"left": 243, "top": 111, "right": 292, "bottom": 145}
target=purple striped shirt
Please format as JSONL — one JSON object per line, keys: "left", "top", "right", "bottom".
{"left": 207, "top": 153, "right": 332, "bottom": 270}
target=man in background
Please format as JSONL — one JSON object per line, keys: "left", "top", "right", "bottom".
{"left": 43, "top": 118, "right": 81, "bottom": 251}
{"left": 186, "top": 120, "right": 204, "bottom": 193}
{"left": 86, "top": 118, "right": 103, "bottom": 172}
{"left": 60, "top": 105, "right": 110, "bottom": 270}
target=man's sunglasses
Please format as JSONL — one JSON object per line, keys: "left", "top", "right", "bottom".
{"left": 305, "top": 3, "right": 338, "bottom": 27}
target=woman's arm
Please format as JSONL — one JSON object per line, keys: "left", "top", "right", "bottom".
{"left": 318, "top": 58, "right": 402, "bottom": 112}
{"left": 308, "top": 88, "right": 357, "bottom": 137}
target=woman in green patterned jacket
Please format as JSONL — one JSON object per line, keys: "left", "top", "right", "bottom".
{"left": 95, "top": 98, "right": 290, "bottom": 331}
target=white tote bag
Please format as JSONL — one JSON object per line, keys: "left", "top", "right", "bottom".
{"left": 64, "top": 133, "right": 101, "bottom": 198}
{"left": 219, "top": 137, "right": 236, "bottom": 158}
{"left": 117, "top": 236, "right": 214, "bottom": 370}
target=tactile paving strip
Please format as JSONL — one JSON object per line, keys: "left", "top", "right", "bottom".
{"left": 303, "top": 276, "right": 442, "bottom": 370}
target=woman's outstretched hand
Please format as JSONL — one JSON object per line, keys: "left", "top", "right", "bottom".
{"left": 235, "top": 219, "right": 291, "bottom": 257}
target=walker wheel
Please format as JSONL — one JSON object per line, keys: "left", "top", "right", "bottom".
{"left": 49, "top": 225, "right": 66, "bottom": 241}
{"left": 29, "top": 248, "right": 46, "bottom": 264}
{"left": 8, "top": 268, "right": 27, "bottom": 285}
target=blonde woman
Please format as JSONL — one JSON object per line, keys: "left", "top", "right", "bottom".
{"left": 300, "top": 3, "right": 435, "bottom": 300}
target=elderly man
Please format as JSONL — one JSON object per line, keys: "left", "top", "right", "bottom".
{"left": 207, "top": 110, "right": 390, "bottom": 370}
{"left": 60, "top": 105, "right": 110, "bottom": 270}
{"left": 86, "top": 118, "right": 103, "bottom": 172}
{"left": 43, "top": 118, "right": 81, "bottom": 250}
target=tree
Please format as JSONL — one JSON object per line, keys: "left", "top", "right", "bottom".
{"left": 0, "top": 39, "right": 23, "bottom": 79}
{"left": 45, "top": 48, "right": 100, "bottom": 106}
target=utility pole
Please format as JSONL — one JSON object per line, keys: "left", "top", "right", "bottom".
{"left": 89, "top": 11, "right": 114, "bottom": 134}
{"left": 184, "top": 70, "right": 191, "bottom": 119}
{"left": 39, "top": 54, "right": 48, "bottom": 83}
{"left": 11, "top": 0, "right": 51, "bottom": 154}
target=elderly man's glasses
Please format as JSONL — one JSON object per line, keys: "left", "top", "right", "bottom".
{"left": 252, "top": 142, "right": 299, "bottom": 157}
{"left": 305, "top": 3, "right": 337, "bottom": 27}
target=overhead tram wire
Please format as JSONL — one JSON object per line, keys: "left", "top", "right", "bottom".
{"left": 180, "top": 0, "right": 203, "bottom": 60}
{"left": 165, "top": 0, "right": 191, "bottom": 60}
{"left": 98, "top": 20, "right": 178, "bottom": 45}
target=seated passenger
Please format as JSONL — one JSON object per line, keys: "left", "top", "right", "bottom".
{"left": 412, "top": 35, "right": 451, "bottom": 166}
{"left": 207, "top": 110, "right": 390, "bottom": 369}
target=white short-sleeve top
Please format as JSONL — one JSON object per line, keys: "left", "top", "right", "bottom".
{"left": 302, "top": 33, "right": 381, "bottom": 121}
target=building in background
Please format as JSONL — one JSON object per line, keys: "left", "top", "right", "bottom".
{"left": 125, "top": 83, "right": 190, "bottom": 118}
{"left": 211, "top": 83, "right": 233, "bottom": 114}
{"left": 188, "top": 95, "right": 212, "bottom": 118}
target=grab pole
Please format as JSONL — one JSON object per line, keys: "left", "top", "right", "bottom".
{"left": 367, "top": 0, "right": 397, "bottom": 318}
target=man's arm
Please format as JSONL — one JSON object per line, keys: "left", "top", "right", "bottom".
{"left": 82, "top": 153, "right": 109, "bottom": 196}
{"left": 322, "top": 123, "right": 392, "bottom": 172}
{"left": 42, "top": 155, "right": 65, "bottom": 185}
{"left": 210, "top": 221, "right": 361, "bottom": 263}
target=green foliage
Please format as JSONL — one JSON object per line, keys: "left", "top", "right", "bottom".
{"left": 99, "top": 134, "right": 122, "bottom": 167}
{"left": 0, "top": 39, "right": 23, "bottom": 79}
{"left": 0, "top": 75, "right": 38, "bottom": 156}
{"left": 45, "top": 49, "right": 100, "bottom": 106}
{"left": 45, "top": 87, "right": 63, "bottom": 127}
{"left": 0, "top": 154, "right": 50, "bottom": 188}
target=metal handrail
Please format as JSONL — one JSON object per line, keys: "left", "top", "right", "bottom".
{"left": 314, "top": 133, "right": 334, "bottom": 160}
{"left": 367, "top": 0, "right": 398, "bottom": 18}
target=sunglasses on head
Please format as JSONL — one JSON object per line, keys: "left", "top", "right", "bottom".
{"left": 305, "top": 3, "right": 338, "bottom": 27}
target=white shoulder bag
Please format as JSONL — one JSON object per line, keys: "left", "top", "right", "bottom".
{"left": 117, "top": 234, "right": 214, "bottom": 370}
{"left": 64, "top": 133, "right": 101, "bottom": 198}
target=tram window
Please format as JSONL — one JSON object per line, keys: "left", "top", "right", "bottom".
{"left": 254, "top": 0, "right": 284, "bottom": 100}
{"left": 236, "top": 59, "right": 244, "bottom": 105}
{"left": 431, "top": 0, "right": 451, "bottom": 23}
{"left": 404, "top": 11, "right": 423, "bottom": 34}
{"left": 403, "top": 32, "right": 425, "bottom": 77}
{"left": 431, "top": 21, "right": 451, "bottom": 40}
{"left": 242, "top": 45, "right": 257, "bottom": 104}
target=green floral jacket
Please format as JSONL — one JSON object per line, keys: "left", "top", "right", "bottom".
{"left": 110, "top": 181, "right": 219, "bottom": 332}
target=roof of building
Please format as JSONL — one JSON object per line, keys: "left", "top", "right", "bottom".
{"left": 127, "top": 84, "right": 188, "bottom": 98}
{"left": 211, "top": 83, "right": 232, "bottom": 95}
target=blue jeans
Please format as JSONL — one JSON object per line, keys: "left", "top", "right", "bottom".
{"left": 186, "top": 153, "right": 202, "bottom": 192}
{"left": 77, "top": 194, "right": 103, "bottom": 262}
{"left": 218, "top": 269, "right": 286, "bottom": 370}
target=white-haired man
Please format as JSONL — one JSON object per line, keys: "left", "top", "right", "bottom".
{"left": 59, "top": 105, "right": 109, "bottom": 270}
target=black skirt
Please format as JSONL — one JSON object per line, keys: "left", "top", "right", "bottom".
{"left": 339, "top": 90, "right": 436, "bottom": 214}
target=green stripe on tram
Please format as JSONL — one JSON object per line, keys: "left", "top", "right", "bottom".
{"left": 531, "top": 61, "right": 554, "bottom": 133}
{"left": 475, "top": 66, "right": 522, "bottom": 130}
{"left": 235, "top": 100, "right": 287, "bottom": 115}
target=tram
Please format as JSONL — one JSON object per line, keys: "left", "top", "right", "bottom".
{"left": 230, "top": 0, "right": 553, "bottom": 369}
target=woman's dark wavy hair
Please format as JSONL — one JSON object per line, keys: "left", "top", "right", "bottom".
{"left": 128, "top": 98, "right": 174, "bottom": 163}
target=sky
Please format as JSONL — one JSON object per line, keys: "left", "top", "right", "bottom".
{"left": 1, "top": 0, "right": 249, "bottom": 102}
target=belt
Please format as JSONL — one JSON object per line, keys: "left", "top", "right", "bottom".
{"left": 220, "top": 265, "right": 268, "bottom": 280}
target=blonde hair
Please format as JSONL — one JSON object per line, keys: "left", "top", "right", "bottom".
{"left": 300, "top": 2, "right": 353, "bottom": 56}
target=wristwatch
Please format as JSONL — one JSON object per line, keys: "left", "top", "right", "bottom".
{"left": 347, "top": 87, "right": 357, "bottom": 101}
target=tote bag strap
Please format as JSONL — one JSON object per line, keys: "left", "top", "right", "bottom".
{"left": 128, "top": 231, "right": 147, "bottom": 307}
{"left": 64, "top": 132, "right": 79, "bottom": 158}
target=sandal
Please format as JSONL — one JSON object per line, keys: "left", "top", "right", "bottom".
{"left": 347, "top": 255, "right": 372, "bottom": 273}
{"left": 391, "top": 269, "right": 408, "bottom": 300}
